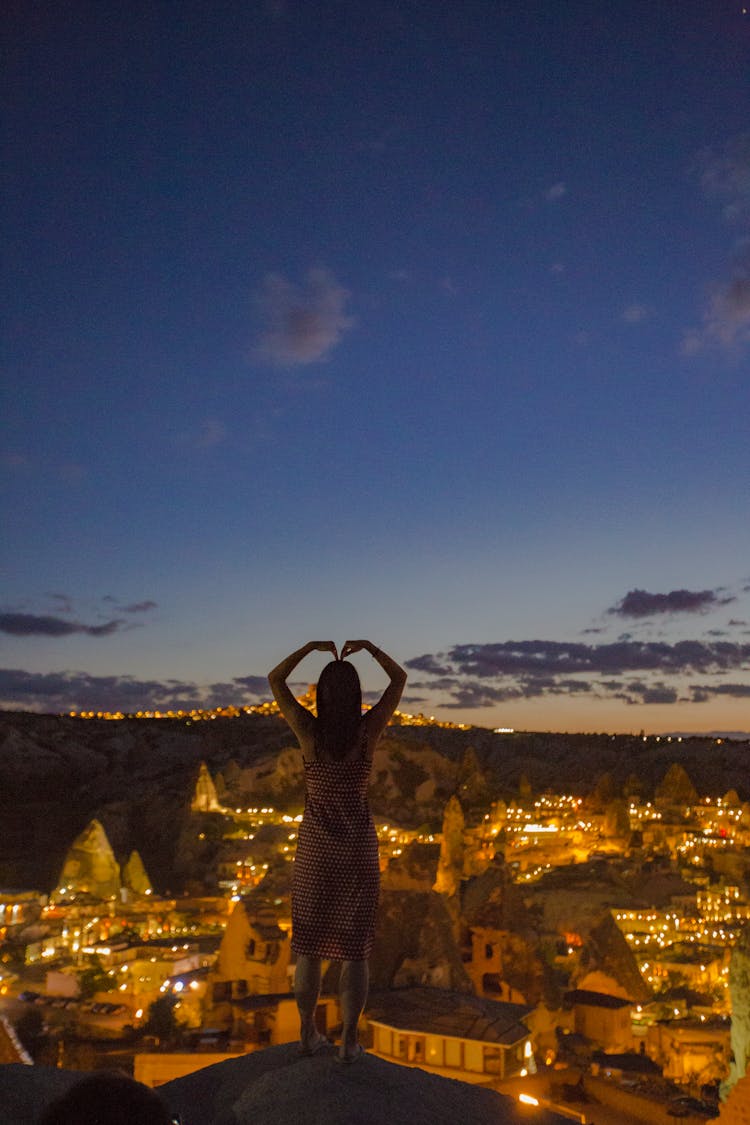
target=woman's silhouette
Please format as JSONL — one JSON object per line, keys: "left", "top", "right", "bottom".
{"left": 268, "top": 639, "right": 406, "bottom": 1060}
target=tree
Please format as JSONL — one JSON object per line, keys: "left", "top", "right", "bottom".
{"left": 78, "top": 957, "right": 112, "bottom": 999}
{"left": 142, "top": 995, "right": 182, "bottom": 1046}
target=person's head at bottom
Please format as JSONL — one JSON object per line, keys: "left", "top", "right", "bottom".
{"left": 38, "top": 1071, "right": 174, "bottom": 1125}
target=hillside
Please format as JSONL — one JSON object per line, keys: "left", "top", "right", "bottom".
{"left": 1, "top": 710, "right": 749, "bottom": 893}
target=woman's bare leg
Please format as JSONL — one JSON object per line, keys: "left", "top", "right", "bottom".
{"left": 339, "top": 959, "right": 368, "bottom": 1059}
{"left": 294, "top": 955, "right": 327, "bottom": 1052}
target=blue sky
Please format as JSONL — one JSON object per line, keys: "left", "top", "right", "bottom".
{"left": 2, "top": 0, "right": 750, "bottom": 732}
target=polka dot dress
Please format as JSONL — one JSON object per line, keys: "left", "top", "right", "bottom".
{"left": 291, "top": 756, "right": 379, "bottom": 960}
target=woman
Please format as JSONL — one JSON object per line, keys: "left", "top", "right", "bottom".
{"left": 268, "top": 639, "right": 406, "bottom": 1061}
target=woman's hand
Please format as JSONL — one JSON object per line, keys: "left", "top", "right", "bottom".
{"left": 341, "top": 640, "right": 369, "bottom": 659}
{"left": 310, "top": 640, "right": 338, "bottom": 659}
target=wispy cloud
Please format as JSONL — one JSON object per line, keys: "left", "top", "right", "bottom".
{"left": 622, "top": 303, "right": 649, "bottom": 324}
{"left": 0, "top": 613, "right": 125, "bottom": 638}
{"left": 175, "top": 417, "right": 227, "bottom": 451}
{"left": 1, "top": 452, "right": 30, "bottom": 471}
{"left": 46, "top": 593, "right": 73, "bottom": 614}
{"left": 545, "top": 181, "right": 567, "bottom": 201}
{"left": 254, "top": 267, "right": 354, "bottom": 366}
{"left": 608, "top": 588, "right": 734, "bottom": 619}
{"left": 196, "top": 417, "right": 226, "bottom": 448}
{"left": 697, "top": 133, "right": 750, "bottom": 224}
{"left": 120, "top": 601, "right": 157, "bottom": 614}
{"left": 685, "top": 134, "right": 750, "bottom": 353}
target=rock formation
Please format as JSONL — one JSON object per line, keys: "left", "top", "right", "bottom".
{"left": 573, "top": 911, "right": 650, "bottom": 1004}
{"left": 462, "top": 854, "right": 532, "bottom": 935}
{"left": 723, "top": 921, "right": 750, "bottom": 1097}
{"left": 381, "top": 841, "right": 440, "bottom": 891}
{"left": 191, "top": 762, "right": 223, "bottom": 813}
{"left": 456, "top": 745, "right": 487, "bottom": 810}
{"left": 655, "top": 763, "right": 698, "bottom": 807}
{"left": 370, "top": 890, "right": 473, "bottom": 993}
{"left": 433, "top": 795, "right": 465, "bottom": 896}
{"left": 122, "top": 850, "right": 152, "bottom": 896}
{"left": 717, "top": 1073, "right": 750, "bottom": 1123}
{"left": 50, "top": 819, "right": 121, "bottom": 901}
{"left": 602, "top": 797, "right": 630, "bottom": 839}
{"left": 0, "top": 1043, "right": 538, "bottom": 1125}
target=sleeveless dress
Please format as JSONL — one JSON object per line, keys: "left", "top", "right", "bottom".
{"left": 291, "top": 754, "right": 380, "bottom": 960}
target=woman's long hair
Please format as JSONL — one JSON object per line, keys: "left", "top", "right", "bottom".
{"left": 315, "top": 659, "right": 362, "bottom": 759}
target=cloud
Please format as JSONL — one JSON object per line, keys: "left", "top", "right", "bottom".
{"left": 195, "top": 418, "right": 226, "bottom": 449}
{"left": 632, "top": 683, "right": 679, "bottom": 705}
{"left": 254, "top": 267, "right": 354, "bottom": 366}
{"left": 406, "top": 638, "right": 750, "bottom": 709}
{"left": 0, "top": 613, "right": 125, "bottom": 638}
{"left": 685, "top": 135, "right": 750, "bottom": 353}
{"left": 622, "top": 304, "right": 649, "bottom": 323}
{"left": 608, "top": 588, "right": 733, "bottom": 618}
{"left": 46, "top": 593, "right": 73, "bottom": 614}
{"left": 1, "top": 452, "right": 31, "bottom": 470}
{"left": 0, "top": 667, "right": 280, "bottom": 713}
{"left": 0, "top": 669, "right": 205, "bottom": 713}
{"left": 694, "top": 253, "right": 750, "bottom": 351}
{"left": 176, "top": 417, "right": 227, "bottom": 450}
{"left": 409, "top": 639, "right": 750, "bottom": 679}
{"left": 690, "top": 682, "right": 750, "bottom": 701}
{"left": 120, "top": 601, "right": 157, "bottom": 614}
{"left": 59, "top": 463, "right": 86, "bottom": 484}
{"left": 697, "top": 133, "right": 750, "bottom": 223}
{"left": 545, "top": 182, "right": 567, "bottom": 201}
{"left": 232, "top": 675, "right": 272, "bottom": 697}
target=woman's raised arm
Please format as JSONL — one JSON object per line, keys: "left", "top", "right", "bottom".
{"left": 268, "top": 641, "right": 338, "bottom": 743}
{"left": 341, "top": 640, "right": 406, "bottom": 747}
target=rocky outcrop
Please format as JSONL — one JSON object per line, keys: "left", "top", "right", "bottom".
{"left": 192, "top": 762, "right": 223, "bottom": 813}
{"left": 462, "top": 854, "right": 532, "bottom": 934}
{"left": 717, "top": 1073, "right": 750, "bottom": 1122}
{"left": 0, "top": 1044, "right": 539, "bottom": 1125}
{"left": 602, "top": 798, "right": 630, "bottom": 839}
{"left": 723, "top": 921, "right": 750, "bottom": 1097}
{"left": 122, "top": 850, "right": 152, "bottom": 896}
{"left": 381, "top": 841, "right": 440, "bottom": 891}
{"left": 655, "top": 763, "right": 698, "bottom": 807}
{"left": 433, "top": 796, "right": 465, "bottom": 897}
{"left": 573, "top": 911, "right": 650, "bottom": 1004}
{"left": 370, "top": 891, "right": 472, "bottom": 993}
{"left": 50, "top": 819, "right": 121, "bottom": 901}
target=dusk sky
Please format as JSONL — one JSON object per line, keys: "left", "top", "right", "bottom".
{"left": 3, "top": 1, "right": 750, "bottom": 733}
